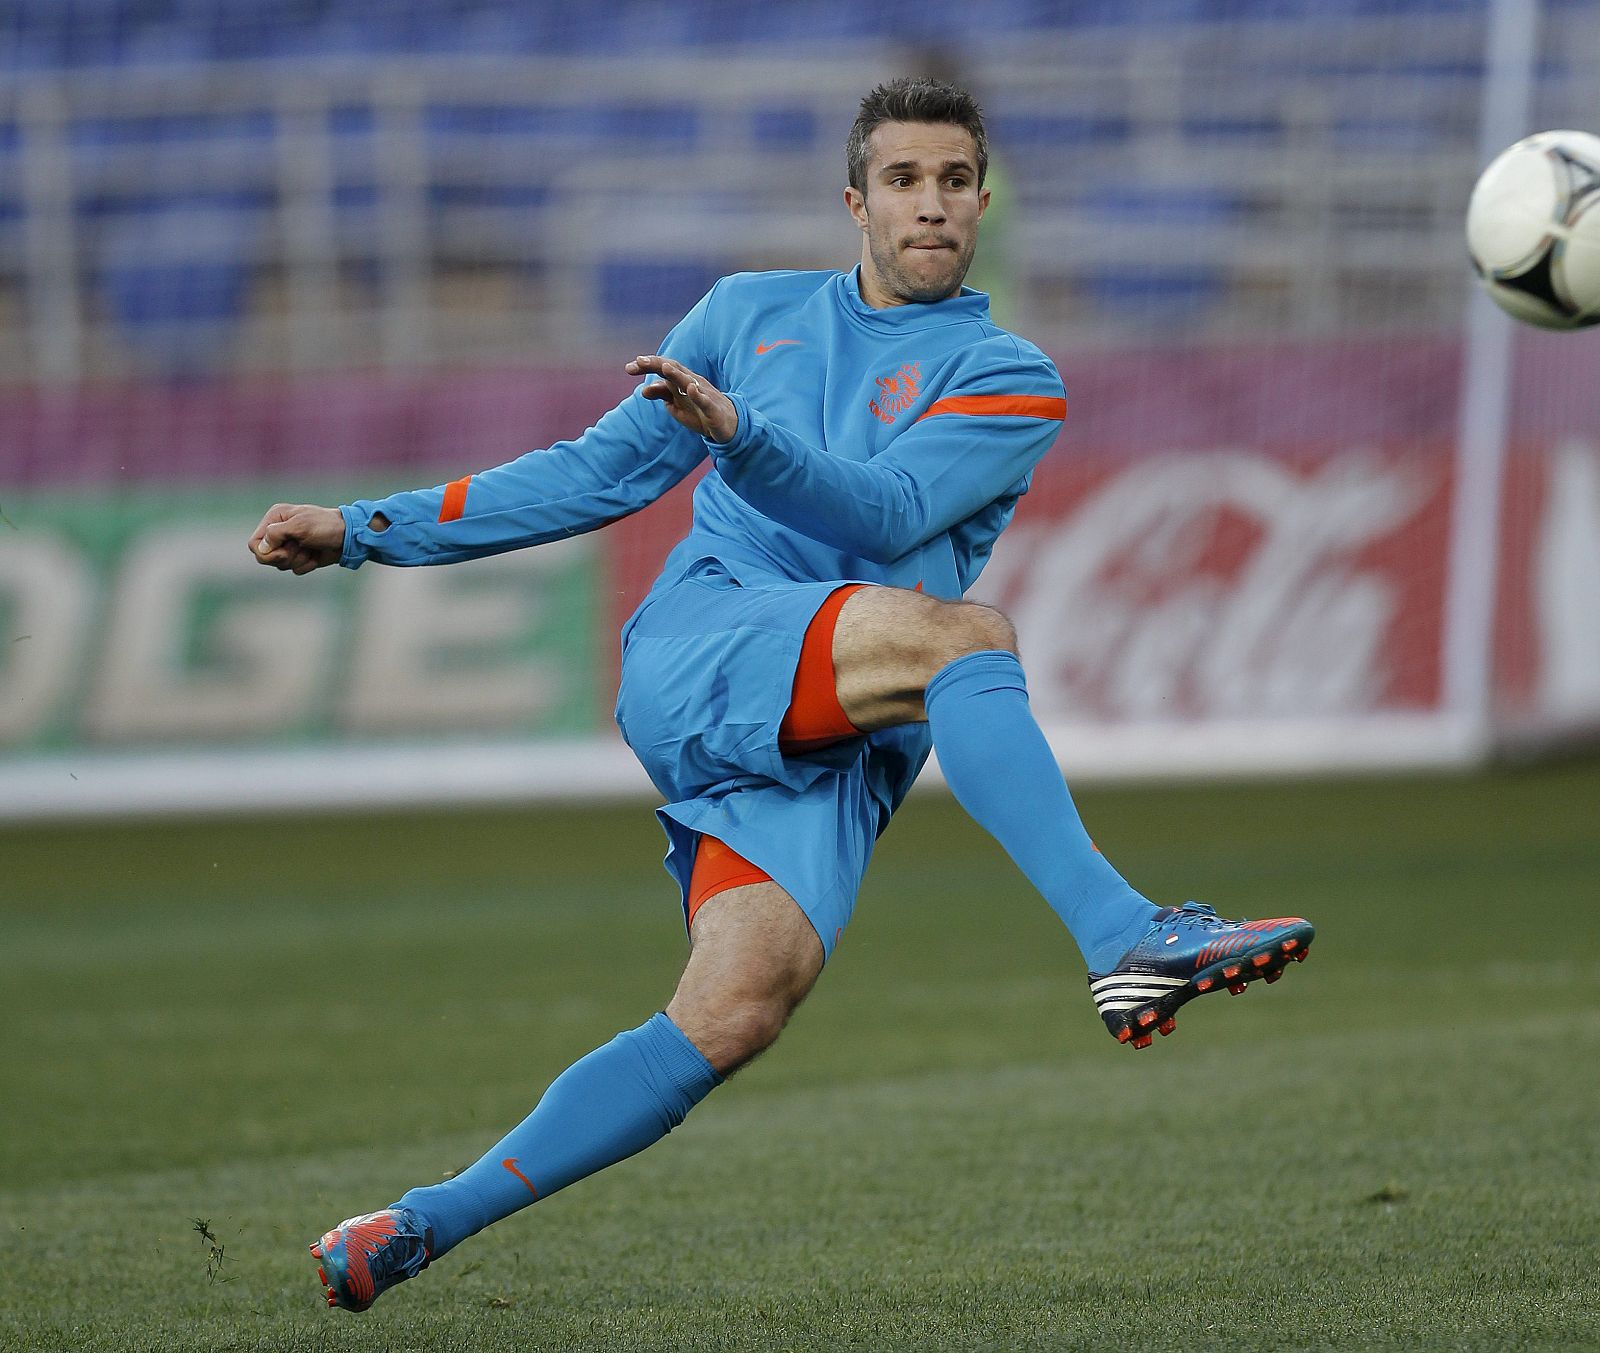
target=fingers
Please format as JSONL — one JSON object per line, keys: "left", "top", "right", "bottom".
{"left": 248, "top": 503, "right": 340, "bottom": 571}
{"left": 255, "top": 541, "right": 314, "bottom": 572}
{"left": 631, "top": 358, "right": 711, "bottom": 411}
{"left": 248, "top": 503, "right": 291, "bottom": 553}
{"left": 249, "top": 504, "right": 298, "bottom": 566}
{"left": 629, "top": 356, "right": 736, "bottom": 443}
{"left": 255, "top": 522, "right": 299, "bottom": 562}
{"left": 639, "top": 379, "right": 707, "bottom": 408}
{"left": 627, "top": 354, "right": 675, "bottom": 379}
{"left": 628, "top": 355, "right": 702, "bottom": 398}
{"left": 262, "top": 545, "right": 330, "bottom": 574}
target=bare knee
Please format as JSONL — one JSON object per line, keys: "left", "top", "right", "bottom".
{"left": 681, "top": 995, "right": 794, "bottom": 1074}
{"left": 664, "top": 882, "right": 823, "bottom": 1076}
{"left": 933, "top": 599, "right": 1017, "bottom": 664}
{"left": 833, "top": 589, "right": 1018, "bottom": 729}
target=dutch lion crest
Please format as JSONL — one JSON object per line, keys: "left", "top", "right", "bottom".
{"left": 868, "top": 362, "right": 921, "bottom": 425}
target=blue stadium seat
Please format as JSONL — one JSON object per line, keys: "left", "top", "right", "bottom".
{"left": 0, "top": 122, "right": 21, "bottom": 250}
{"left": 1332, "top": 114, "right": 1451, "bottom": 151}
{"left": 446, "top": 7, "right": 554, "bottom": 56}
{"left": 597, "top": 258, "right": 720, "bottom": 322}
{"left": 750, "top": 107, "right": 820, "bottom": 153}
{"left": 0, "top": 0, "right": 1491, "bottom": 74}
{"left": 68, "top": 107, "right": 276, "bottom": 187}
{"left": 429, "top": 182, "right": 552, "bottom": 211}
{"left": 1073, "top": 184, "right": 1236, "bottom": 321}
{"left": 1079, "top": 183, "right": 1245, "bottom": 225}
{"left": 1080, "top": 268, "right": 1226, "bottom": 317}
{"left": 1048, "top": 0, "right": 1209, "bottom": 25}
{"left": 95, "top": 197, "right": 262, "bottom": 372}
{"left": 989, "top": 113, "right": 1133, "bottom": 150}
{"left": 119, "top": 23, "right": 207, "bottom": 68}
{"left": 1180, "top": 113, "right": 1288, "bottom": 144}
{"left": 425, "top": 102, "right": 701, "bottom": 152}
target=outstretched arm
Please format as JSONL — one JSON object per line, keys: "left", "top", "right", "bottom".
{"left": 246, "top": 387, "right": 707, "bottom": 573}
{"left": 332, "top": 391, "right": 708, "bottom": 569}
{"left": 249, "top": 288, "right": 722, "bottom": 573}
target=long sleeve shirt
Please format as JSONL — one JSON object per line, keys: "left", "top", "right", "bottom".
{"left": 337, "top": 267, "right": 1067, "bottom": 609}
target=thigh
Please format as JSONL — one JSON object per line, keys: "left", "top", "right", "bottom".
{"left": 829, "top": 584, "right": 952, "bottom": 730}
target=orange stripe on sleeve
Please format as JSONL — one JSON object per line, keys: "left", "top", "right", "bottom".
{"left": 914, "top": 395, "right": 1067, "bottom": 423}
{"left": 438, "top": 475, "right": 471, "bottom": 523}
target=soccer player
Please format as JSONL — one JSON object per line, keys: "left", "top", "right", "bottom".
{"left": 250, "top": 78, "right": 1314, "bottom": 1313}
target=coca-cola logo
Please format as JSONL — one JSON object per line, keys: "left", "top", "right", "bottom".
{"left": 972, "top": 451, "right": 1435, "bottom": 722}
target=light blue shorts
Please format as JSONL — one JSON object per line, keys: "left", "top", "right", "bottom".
{"left": 615, "top": 564, "right": 928, "bottom": 961}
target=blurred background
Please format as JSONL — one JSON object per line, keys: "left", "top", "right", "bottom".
{"left": 2, "top": 0, "right": 1598, "bottom": 817}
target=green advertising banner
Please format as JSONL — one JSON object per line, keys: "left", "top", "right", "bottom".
{"left": 0, "top": 485, "right": 604, "bottom": 755}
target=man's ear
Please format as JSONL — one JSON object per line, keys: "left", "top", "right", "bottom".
{"left": 844, "top": 185, "right": 869, "bottom": 232}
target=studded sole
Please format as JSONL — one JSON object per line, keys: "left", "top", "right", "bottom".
{"left": 309, "top": 1238, "right": 371, "bottom": 1312}
{"left": 1105, "top": 930, "right": 1313, "bottom": 1050}
{"left": 310, "top": 1241, "right": 335, "bottom": 1309}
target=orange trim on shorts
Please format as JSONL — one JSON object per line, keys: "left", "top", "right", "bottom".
{"left": 778, "top": 583, "right": 866, "bottom": 752}
{"left": 686, "top": 834, "right": 772, "bottom": 927}
{"left": 684, "top": 584, "right": 868, "bottom": 928}
{"left": 913, "top": 395, "right": 1067, "bottom": 423}
{"left": 439, "top": 475, "right": 472, "bottom": 523}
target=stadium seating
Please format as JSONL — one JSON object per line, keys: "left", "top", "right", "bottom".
{"left": 1, "top": 0, "right": 1575, "bottom": 69}
{"left": 95, "top": 196, "right": 263, "bottom": 372}
{"left": 0, "top": 0, "right": 1591, "bottom": 376}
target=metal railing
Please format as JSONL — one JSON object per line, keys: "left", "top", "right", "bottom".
{"left": 1, "top": 8, "right": 1594, "bottom": 383}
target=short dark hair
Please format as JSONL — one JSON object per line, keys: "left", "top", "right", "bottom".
{"left": 846, "top": 77, "right": 988, "bottom": 196}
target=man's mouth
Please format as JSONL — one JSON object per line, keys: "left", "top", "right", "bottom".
{"left": 906, "top": 239, "right": 956, "bottom": 252}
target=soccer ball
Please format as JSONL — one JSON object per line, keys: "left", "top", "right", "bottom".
{"left": 1466, "top": 129, "right": 1600, "bottom": 330}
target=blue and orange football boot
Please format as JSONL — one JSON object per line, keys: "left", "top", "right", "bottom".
{"left": 310, "top": 1207, "right": 433, "bottom": 1312}
{"left": 1088, "top": 903, "right": 1314, "bottom": 1049}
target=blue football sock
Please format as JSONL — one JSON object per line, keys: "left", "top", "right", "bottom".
{"left": 395, "top": 1011, "right": 721, "bottom": 1257}
{"left": 924, "top": 649, "right": 1156, "bottom": 972}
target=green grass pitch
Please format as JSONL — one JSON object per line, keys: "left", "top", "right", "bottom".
{"left": 4, "top": 758, "right": 1599, "bottom": 1351}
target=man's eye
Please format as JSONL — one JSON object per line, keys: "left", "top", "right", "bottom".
{"left": 890, "top": 177, "right": 913, "bottom": 188}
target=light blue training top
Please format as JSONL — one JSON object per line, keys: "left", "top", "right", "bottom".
{"left": 336, "top": 267, "right": 1067, "bottom": 608}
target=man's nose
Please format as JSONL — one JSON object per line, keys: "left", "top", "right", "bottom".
{"left": 916, "top": 189, "right": 947, "bottom": 223}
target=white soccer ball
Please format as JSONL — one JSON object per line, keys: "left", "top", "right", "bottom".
{"left": 1466, "top": 129, "right": 1600, "bottom": 330}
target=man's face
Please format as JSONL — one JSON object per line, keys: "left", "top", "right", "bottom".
{"left": 845, "top": 121, "right": 989, "bottom": 308}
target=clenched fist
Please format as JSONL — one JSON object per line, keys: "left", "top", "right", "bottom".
{"left": 248, "top": 503, "right": 346, "bottom": 574}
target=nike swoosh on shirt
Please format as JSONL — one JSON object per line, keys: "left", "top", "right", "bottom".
{"left": 755, "top": 340, "right": 802, "bottom": 354}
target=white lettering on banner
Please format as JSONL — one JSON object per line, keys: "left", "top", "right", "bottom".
{"left": 973, "top": 452, "right": 1430, "bottom": 721}
{"left": 1537, "top": 440, "right": 1600, "bottom": 719}
{"left": 88, "top": 529, "right": 336, "bottom": 739}
{"left": 343, "top": 539, "right": 587, "bottom": 733}
{"left": 0, "top": 535, "right": 93, "bottom": 741}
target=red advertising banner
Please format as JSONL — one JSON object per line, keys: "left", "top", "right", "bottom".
{"left": 599, "top": 445, "right": 1598, "bottom": 740}
{"left": 4, "top": 332, "right": 1597, "bottom": 765}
